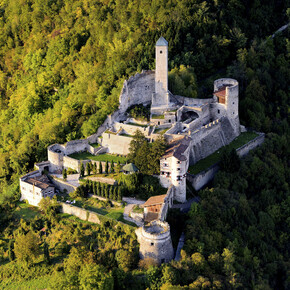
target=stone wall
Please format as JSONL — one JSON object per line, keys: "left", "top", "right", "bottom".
{"left": 236, "top": 133, "right": 265, "bottom": 157}
{"left": 60, "top": 202, "right": 101, "bottom": 224}
{"left": 63, "top": 156, "right": 80, "bottom": 172}
{"left": 187, "top": 132, "right": 265, "bottom": 191}
{"left": 114, "top": 122, "right": 149, "bottom": 136}
{"left": 119, "top": 71, "right": 155, "bottom": 114}
{"left": 187, "top": 164, "right": 219, "bottom": 191}
{"left": 51, "top": 177, "right": 77, "bottom": 193}
{"left": 102, "top": 133, "right": 132, "bottom": 155}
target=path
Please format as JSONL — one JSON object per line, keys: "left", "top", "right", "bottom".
{"left": 53, "top": 173, "right": 80, "bottom": 187}
{"left": 175, "top": 232, "right": 185, "bottom": 261}
{"left": 122, "top": 197, "right": 145, "bottom": 227}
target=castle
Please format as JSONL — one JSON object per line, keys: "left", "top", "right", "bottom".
{"left": 19, "top": 37, "right": 246, "bottom": 265}
{"left": 21, "top": 36, "right": 242, "bottom": 206}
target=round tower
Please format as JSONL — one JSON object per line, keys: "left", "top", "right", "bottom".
{"left": 213, "top": 78, "right": 240, "bottom": 135}
{"left": 135, "top": 220, "right": 174, "bottom": 264}
{"left": 152, "top": 37, "right": 169, "bottom": 108}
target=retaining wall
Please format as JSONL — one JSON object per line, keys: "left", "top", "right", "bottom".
{"left": 51, "top": 177, "right": 77, "bottom": 193}
{"left": 60, "top": 202, "right": 101, "bottom": 224}
{"left": 236, "top": 133, "right": 265, "bottom": 157}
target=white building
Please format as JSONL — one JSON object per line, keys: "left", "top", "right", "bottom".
{"left": 20, "top": 170, "right": 55, "bottom": 206}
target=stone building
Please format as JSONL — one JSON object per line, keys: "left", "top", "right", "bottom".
{"left": 20, "top": 170, "right": 55, "bottom": 207}
{"left": 31, "top": 36, "right": 241, "bottom": 205}
{"left": 135, "top": 220, "right": 174, "bottom": 264}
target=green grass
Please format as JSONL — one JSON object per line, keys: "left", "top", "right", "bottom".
{"left": 132, "top": 205, "right": 144, "bottom": 213}
{"left": 154, "top": 127, "right": 170, "bottom": 135}
{"left": 90, "top": 143, "right": 100, "bottom": 148}
{"left": 13, "top": 202, "right": 41, "bottom": 221}
{"left": 126, "top": 122, "right": 148, "bottom": 128}
{"left": 69, "top": 152, "right": 127, "bottom": 163}
{"left": 104, "top": 130, "right": 117, "bottom": 135}
{"left": 188, "top": 132, "right": 259, "bottom": 174}
{"left": 151, "top": 114, "right": 165, "bottom": 119}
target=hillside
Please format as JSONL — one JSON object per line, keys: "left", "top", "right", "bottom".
{"left": 0, "top": 0, "right": 289, "bottom": 289}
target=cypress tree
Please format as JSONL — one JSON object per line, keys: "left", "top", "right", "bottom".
{"left": 43, "top": 241, "right": 50, "bottom": 264}
{"left": 80, "top": 162, "right": 85, "bottom": 177}
{"left": 117, "top": 187, "right": 122, "bottom": 201}
{"left": 111, "top": 160, "right": 114, "bottom": 173}
{"left": 99, "top": 162, "right": 103, "bottom": 174}
{"left": 93, "top": 162, "right": 97, "bottom": 175}
{"left": 109, "top": 185, "right": 113, "bottom": 199}
{"left": 105, "top": 161, "right": 109, "bottom": 174}
{"left": 105, "top": 184, "right": 109, "bottom": 199}
{"left": 87, "top": 162, "right": 92, "bottom": 176}
{"left": 100, "top": 183, "right": 104, "bottom": 197}
{"left": 113, "top": 186, "right": 117, "bottom": 201}
{"left": 97, "top": 182, "right": 101, "bottom": 196}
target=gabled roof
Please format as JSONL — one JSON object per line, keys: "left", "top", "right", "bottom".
{"left": 122, "top": 163, "right": 139, "bottom": 172}
{"left": 161, "top": 136, "right": 191, "bottom": 161}
{"left": 143, "top": 194, "right": 167, "bottom": 207}
{"left": 156, "top": 37, "right": 168, "bottom": 46}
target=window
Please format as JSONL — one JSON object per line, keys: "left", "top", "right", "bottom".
{"left": 177, "top": 168, "right": 181, "bottom": 171}
{"left": 177, "top": 161, "right": 181, "bottom": 164}
{"left": 177, "top": 176, "right": 182, "bottom": 181}
{"left": 233, "top": 102, "right": 235, "bottom": 104}
{"left": 158, "top": 121, "right": 160, "bottom": 125}
{"left": 160, "top": 50, "right": 163, "bottom": 54}
{"left": 233, "top": 112, "right": 235, "bottom": 114}
{"left": 218, "top": 109, "right": 220, "bottom": 114}
{"left": 151, "top": 242, "right": 154, "bottom": 246}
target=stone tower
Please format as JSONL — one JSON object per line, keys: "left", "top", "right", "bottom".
{"left": 135, "top": 220, "right": 174, "bottom": 264}
{"left": 152, "top": 37, "right": 169, "bottom": 109}
{"left": 213, "top": 78, "right": 240, "bottom": 135}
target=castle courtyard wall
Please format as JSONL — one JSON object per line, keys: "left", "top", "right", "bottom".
{"left": 102, "top": 133, "right": 132, "bottom": 155}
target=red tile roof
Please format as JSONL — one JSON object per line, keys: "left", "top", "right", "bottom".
{"left": 143, "top": 194, "right": 167, "bottom": 207}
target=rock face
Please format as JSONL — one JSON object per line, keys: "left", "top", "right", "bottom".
{"left": 135, "top": 220, "right": 174, "bottom": 264}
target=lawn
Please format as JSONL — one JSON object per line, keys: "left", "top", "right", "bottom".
{"left": 89, "top": 143, "right": 100, "bottom": 148}
{"left": 188, "top": 132, "right": 259, "bottom": 174}
{"left": 13, "top": 202, "right": 41, "bottom": 221}
{"left": 68, "top": 152, "right": 127, "bottom": 163}
{"left": 154, "top": 127, "right": 170, "bottom": 135}
{"left": 72, "top": 198, "right": 137, "bottom": 227}
{"left": 151, "top": 114, "right": 165, "bottom": 119}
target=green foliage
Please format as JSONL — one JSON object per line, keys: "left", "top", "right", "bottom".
{"left": 128, "top": 130, "right": 167, "bottom": 175}
{"left": 14, "top": 231, "right": 41, "bottom": 265}
{"left": 80, "top": 162, "right": 85, "bottom": 178}
{"left": 168, "top": 65, "right": 197, "bottom": 98}
{"left": 62, "top": 168, "right": 67, "bottom": 180}
{"left": 127, "top": 104, "right": 151, "bottom": 121}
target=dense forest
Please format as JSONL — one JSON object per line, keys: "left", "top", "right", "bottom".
{"left": 0, "top": 0, "right": 289, "bottom": 289}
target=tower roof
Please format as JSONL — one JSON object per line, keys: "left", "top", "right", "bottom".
{"left": 156, "top": 37, "right": 168, "bottom": 46}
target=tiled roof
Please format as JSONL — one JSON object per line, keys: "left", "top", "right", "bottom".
{"left": 122, "top": 163, "right": 139, "bottom": 172}
{"left": 156, "top": 36, "right": 168, "bottom": 46}
{"left": 25, "top": 175, "right": 54, "bottom": 190}
{"left": 143, "top": 194, "right": 167, "bottom": 207}
{"left": 162, "top": 136, "right": 191, "bottom": 161}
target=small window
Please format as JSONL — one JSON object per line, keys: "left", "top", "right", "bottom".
{"left": 177, "top": 168, "right": 181, "bottom": 171}
{"left": 169, "top": 119, "right": 171, "bottom": 123}
{"left": 233, "top": 112, "right": 235, "bottom": 114}
{"left": 233, "top": 102, "right": 235, "bottom": 104}
{"left": 160, "top": 50, "right": 163, "bottom": 54}
{"left": 177, "top": 161, "right": 181, "bottom": 164}
{"left": 151, "top": 242, "right": 154, "bottom": 246}
{"left": 158, "top": 121, "right": 160, "bottom": 125}
{"left": 218, "top": 109, "right": 220, "bottom": 114}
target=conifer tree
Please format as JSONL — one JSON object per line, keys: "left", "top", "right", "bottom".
{"left": 113, "top": 186, "right": 117, "bottom": 201}
{"left": 93, "top": 162, "right": 97, "bottom": 175}
{"left": 43, "top": 241, "right": 50, "bottom": 264}
{"left": 99, "top": 162, "right": 103, "bottom": 174}
{"left": 97, "top": 182, "right": 101, "bottom": 196}
{"left": 117, "top": 187, "right": 122, "bottom": 201}
{"left": 87, "top": 162, "right": 92, "bottom": 176}
{"left": 105, "top": 161, "right": 109, "bottom": 174}
{"left": 80, "top": 162, "right": 85, "bottom": 177}
{"left": 110, "top": 160, "right": 114, "bottom": 173}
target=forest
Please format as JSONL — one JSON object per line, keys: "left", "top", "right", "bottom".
{"left": 0, "top": 0, "right": 289, "bottom": 289}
